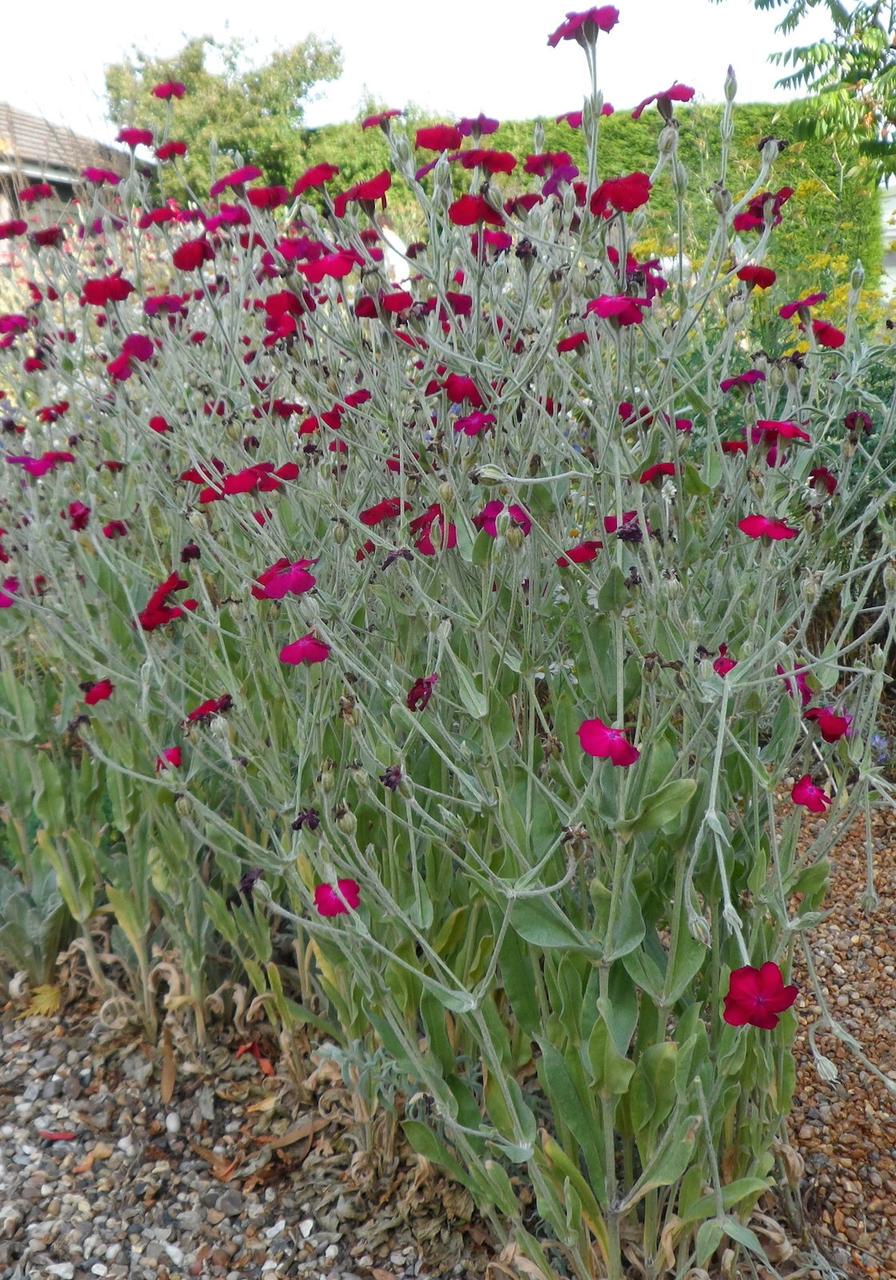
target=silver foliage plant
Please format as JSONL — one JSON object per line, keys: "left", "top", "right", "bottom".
{"left": 1, "top": 7, "right": 895, "bottom": 1277}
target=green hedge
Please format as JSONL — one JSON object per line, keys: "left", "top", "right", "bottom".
{"left": 300, "top": 101, "right": 883, "bottom": 319}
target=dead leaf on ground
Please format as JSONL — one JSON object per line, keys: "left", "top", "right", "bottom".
{"left": 252, "top": 1114, "right": 330, "bottom": 1150}
{"left": 246, "top": 1092, "right": 280, "bottom": 1115}
{"left": 73, "top": 1141, "right": 113, "bottom": 1174}
{"left": 160, "top": 1025, "right": 176, "bottom": 1105}
{"left": 189, "top": 1140, "right": 242, "bottom": 1181}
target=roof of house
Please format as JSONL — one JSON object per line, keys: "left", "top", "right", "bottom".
{"left": 0, "top": 103, "right": 130, "bottom": 181}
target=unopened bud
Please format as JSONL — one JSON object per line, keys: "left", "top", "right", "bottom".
{"left": 472, "top": 463, "right": 504, "bottom": 485}
{"left": 175, "top": 794, "right": 191, "bottom": 819}
{"left": 850, "top": 259, "right": 865, "bottom": 292}
{"left": 658, "top": 123, "right": 679, "bottom": 157}
{"left": 710, "top": 183, "right": 732, "bottom": 217}
{"left": 332, "top": 518, "right": 349, "bottom": 544}
{"left": 724, "top": 65, "right": 737, "bottom": 103}
{"left": 210, "top": 714, "right": 232, "bottom": 742}
{"left": 784, "top": 360, "right": 802, "bottom": 389}
{"left": 317, "top": 758, "right": 336, "bottom": 793}
{"left": 188, "top": 509, "right": 207, "bottom": 530}
{"left": 768, "top": 363, "right": 785, "bottom": 388}
{"left": 726, "top": 296, "right": 746, "bottom": 327}
{"left": 334, "top": 804, "right": 357, "bottom": 835}
{"left": 672, "top": 161, "right": 688, "bottom": 196}
{"left": 801, "top": 572, "right": 822, "bottom": 605}
{"left": 872, "top": 644, "right": 886, "bottom": 672}
{"left": 662, "top": 570, "right": 683, "bottom": 597}
{"left": 533, "top": 120, "right": 545, "bottom": 153}
{"left": 884, "top": 561, "right": 896, "bottom": 595}
{"left": 505, "top": 524, "right": 525, "bottom": 550}
{"left": 438, "top": 481, "right": 454, "bottom": 506}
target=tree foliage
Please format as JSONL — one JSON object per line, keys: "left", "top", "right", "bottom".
{"left": 105, "top": 34, "right": 343, "bottom": 191}
{"left": 723, "top": 0, "right": 896, "bottom": 175}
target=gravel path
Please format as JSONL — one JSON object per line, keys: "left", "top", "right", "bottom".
{"left": 1, "top": 809, "right": 894, "bottom": 1280}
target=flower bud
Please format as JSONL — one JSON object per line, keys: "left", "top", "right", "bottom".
{"left": 210, "top": 714, "right": 232, "bottom": 742}
{"left": 784, "top": 360, "right": 801, "bottom": 389}
{"left": 724, "top": 65, "right": 737, "bottom": 103}
{"left": 662, "top": 569, "right": 682, "bottom": 597}
{"left": 175, "top": 794, "right": 191, "bottom": 819}
{"left": 801, "top": 572, "right": 822, "bottom": 605}
{"left": 473, "top": 463, "right": 504, "bottom": 485}
{"left": 398, "top": 774, "right": 414, "bottom": 799}
{"left": 505, "top": 524, "right": 525, "bottom": 551}
{"left": 872, "top": 644, "right": 886, "bottom": 672}
{"left": 335, "top": 804, "right": 357, "bottom": 835}
{"left": 438, "top": 481, "right": 454, "bottom": 507}
{"left": 850, "top": 259, "right": 865, "bottom": 292}
{"left": 768, "top": 363, "right": 784, "bottom": 388}
{"left": 710, "top": 183, "right": 731, "bottom": 217}
{"left": 884, "top": 561, "right": 896, "bottom": 596}
{"left": 188, "top": 509, "right": 208, "bottom": 530}
{"left": 333, "top": 518, "right": 349, "bottom": 544}
{"left": 672, "top": 161, "right": 688, "bottom": 196}
{"left": 726, "top": 296, "right": 746, "bottom": 327}
{"left": 658, "top": 123, "right": 679, "bottom": 157}
{"left": 317, "top": 758, "right": 336, "bottom": 793}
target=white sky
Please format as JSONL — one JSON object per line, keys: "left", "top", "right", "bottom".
{"left": 4, "top": 0, "right": 832, "bottom": 143}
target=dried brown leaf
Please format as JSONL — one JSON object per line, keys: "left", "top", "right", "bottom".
{"left": 253, "top": 1115, "right": 330, "bottom": 1150}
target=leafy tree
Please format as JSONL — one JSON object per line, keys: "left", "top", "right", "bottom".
{"left": 105, "top": 35, "right": 343, "bottom": 193}
{"left": 723, "top": 1, "right": 896, "bottom": 176}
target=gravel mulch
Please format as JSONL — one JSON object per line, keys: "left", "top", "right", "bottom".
{"left": 1, "top": 809, "right": 895, "bottom": 1280}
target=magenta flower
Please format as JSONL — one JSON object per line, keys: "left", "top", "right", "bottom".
{"left": 792, "top": 775, "right": 831, "bottom": 814}
{"left": 639, "top": 462, "right": 675, "bottom": 485}
{"left": 578, "top": 717, "right": 639, "bottom": 766}
{"left": 732, "top": 187, "right": 794, "bottom": 233}
{"left": 155, "top": 140, "right": 188, "bottom": 161}
{"left": 457, "top": 113, "right": 499, "bottom": 137}
{"left": 720, "top": 369, "right": 765, "bottom": 394}
{"left": 548, "top": 7, "right": 620, "bottom": 47}
{"left": 333, "top": 171, "right": 391, "bottom": 218}
{"left": 6, "top": 451, "right": 74, "bottom": 477}
{"left": 723, "top": 962, "right": 798, "bottom": 1030}
{"left": 713, "top": 645, "right": 737, "bottom": 677}
{"left": 777, "top": 664, "right": 812, "bottom": 707}
{"left": 156, "top": 746, "right": 183, "bottom": 771}
{"left": 751, "top": 420, "right": 811, "bottom": 445}
{"left": 253, "top": 558, "right": 318, "bottom": 600}
{"left": 173, "top": 238, "right": 215, "bottom": 271}
{"left": 473, "top": 501, "right": 531, "bottom": 538}
{"left": 117, "top": 127, "right": 153, "bottom": 148}
{"left": 586, "top": 295, "right": 651, "bottom": 326}
{"left": 454, "top": 411, "right": 496, "bottom": 437}
{"left": 102, "top": 520, "right": 128, "bottom": 539}
{"left": 738, "top": 515, "right": 799, "bottom": 542}
{"left": 844, "top": 410, "right": 873, "bottom": 436}
{"left": 0, "top": 577, "right": 20, "bottom": 608}
{"left": 81, "top": 167, "right": 121, "bottom": 186}
{"left": 808, "top": 467, "right": 837, "bottom": 496}
{"left": 778, "top": 291, "right": 827, "bottom": 321}
{"left": 631, "top": 82, "right": 695, "bottom": 120}
{"left": 362, "top": 109, "right": 402, "bottom": 129}
{"left": 314, "top": 880, "right": 361, "bottom": 917}
{"left": 805, "top": 707, "right": 852, "bottom": 743}
{"left": 279, "top": 634, "right": 331, "bottom": 666}
{"left": 415, "top": 124, "right": 463, "bottom": 151}
{"left": 556, "top": 540, "right": 602, "bottom": 567}
{"left": 812, "top": 319, "right": 845, "bottom": 349}
{"left": 407, "top": 674, "right": 439, "bottom": 711}
{"left": 66, "top": 502, "right": 91, "bottom": 531}
{"left": 209, "top": 165, "right": 263, "bottom": 198}
{"left": 292, "top": 163, "right": 340, "bottom": 196}
{"left": 152, "top": 81, "right": 186, "bottom": 100}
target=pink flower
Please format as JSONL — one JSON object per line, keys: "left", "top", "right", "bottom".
{"left": 473, "top": 501, "right": 531, "bottom": 538}
{"left": 152, "top": 81, "right": 186, "bottom": 99}
{"left": 723, "top": 962, "right": 798, "bottom": 1030}
{"left": 103, "top": 520, "right": 128, "bottom": 539}
{"left": 578, "top": 717, "right": 639, "bottom": 766}
{"left": 733, "top": 187, "right": 794, "bottom": 233}
{"left": 751, "top": 420, "right": 811, "bottom": 446}
{"left": 809, "top": 467, "right": 837, "bottom": 496}
{"left": 279, "top": 634, "right": 331, "bottom": 665}
{"left": 0, "top": 577, "right": 19, "bottom": 609}
{"left": 792, "top": 775, "right": 831, "bottom": 814}
{"left": 805, "top": 707, "right": 852, "bottom": 743}
{"left": 639, "top": 462, "right": 675, "bottom": 485}
{"left": 117, "top": 127, "right": 153, "bottom": 148}
{"left": 631, "top": 82, "right": 695, "bottom": 120}
{"left": 778, "top": 291, "right": 827, "bottom": 321}
{"left": 454, "top": 411, "right": 495, "bottom": 437}
{"left": 548, "top": 7, "right": 620, "bottom": 47}
{"left": 314, "top": 880, "right": 361, "bottom": 917}
{"left": 333, "top": 171, "right": 391, "bottom": 218}
{"left": 362, "top": 109, "right": 402, "bottom": 129}
{"left": 84, "top": 679, "right": 114, "bottom": 706}
{"left": 720, "top": 369, "right": 765, "bottom": 394}
{"left": 66, "top": 502, "right": 91, "bottom": 531}
{"left": 155, "top": 140, "right": 188, "bottom": 161}
{"left": 586, "top": 295, "right": 650, "bottom": 326}
{"left": 252, "top": 558, "right": 317, "bottom": 600}
{"left": 777, "top": 664, "right": 812, "bottom": 707}
{"left": 173, "top": 238, "right": 215, "bottom": 271}
{"left": 457, "top": 113, "right": 500, "bottom": 137}
{"left": 407, "top": 674, "right": 439, "bottom": 711}
{"left": 457, "top": 149, "right": 517, "bottom": 175}
{"left": 738, "top": 515, "right": 799, "bottom": 541}
{"left": 82, "top": 167, "right": 121, "bottom": 186}
{"left": 156, "top": 746, "right": 183, "bottom": 771}
{"left": 209, "top": 165, "right": 263, "bottom": 198}
{"left": 83, "top": 274, "right": 134, "bottom": 307}
{"left": 448, "top": 194, "right": 504, "bottom": 227}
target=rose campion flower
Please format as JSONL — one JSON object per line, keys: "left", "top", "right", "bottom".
{"left": 736, "top": 265, "right": 776, "bottom": 289}
{"left": 454, "top": 412, "right": 495, "bottom": 437}
{"left": 712, "top": 644, "right": 737, "bottom": 677}
{"left": 473, "top": 501, "right": 531, "bottom": 538}
{"left": 407, "top": 674, "right": 439, "bottom": 711}
{"left": 631, "top": 82, "right": 695, "bottom": 121}
{"left": 812, "top": 319, "right": 845, "bottom": 349}
{"left": 117, "top": 127, "right": 153, "bottom": 148}
{"left": 792, "top": 775, "right": 831, "bottom": 814}
{"left": 209, "top": 165, "right": 262, "bottom": 198}
{"left": 314, "top": 880, "right": 361, "bottom": 917}
{"left": 362, "top": 109, "right": 402, "bottom": 129}
{"left": 738, "top": 515, "right": 799, "bottom": 541}
{"left": 155, "top": 140, "right": 188, "bottom": 161}
{"left": 577, "top": 717, "right": 639, "bottom": 766}
{"left": 723, "top": 962, "right": 798, "bottom": 1030}
{"left": 252, "top": 558, "right": 317, "bottom": 600}
{"left": 590, "top": 172, "right": 652, "bottom": 217}
{"left": 804, "top": 706, "right": 852, "bottom": 742}
{"left": 449, "top": 195, "right": 505, "bottom": 227}
{"left": 186, "top": 694, "right": 233, "bottom": 724}
{"left": 279, "top": 634, "right": 331, "bottom": 665}
{"left": 156, "top": 747, "right": 183, "bottom": 771}
{"left": 586, "top": 295, "right": 650, "bottom": 326}
{"left": 547, "top": 7, "right": 620, "bottom": 47}
{"left": 720, "top": 369, "right": 765, "bottom": 393}
{"left": 0, "top": 577, "right": 19, "bottom": 608}
{"left": 333, "top": 171, "right": 391, "bottom": 218}
{"left": 415, "top": 124, "right": 463, "bottom": 151}
{"left": 292, "top": 163, "right": 340, "bottom": 196}
{"left": 173, "top": 238, "right": 215, "bottom": 271}
{"left": 556, "top": 540, "right": 602, "bottom": 567}
{"left": 84, "top": 679, "right": 114, "bottom": 706}
{"left": 152, "top": 81, "right": 186, "bottom": 99}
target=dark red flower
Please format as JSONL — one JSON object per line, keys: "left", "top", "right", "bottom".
{"left": 590, "top": 172, "right": 651, "bottom": 217}
{"left": 713, "top": 644, "right": 737, "bottom": 677}
{"left": 457, "top": 113, "right": 500, "bottom": 137}
{"left": 66, "top": 501, "right": 91, "bottom": 531}
{"left": 720, "top": 369, "right": 765, "bottom": 394}
{"left": 732, "top": 187, "right": 794, "bottom": 233}
{"left": 359, "top": 498, "right": 412, "bottom": 527}
{"left": 805, "top": 706, "right": 852, "bottom": 742}
{"left": 808, "top": 467, "right": 837, "bottom": 496}
{"left": 292, "top": 163, "right": 340, "bottom": 196}
{"left": 185, "top": 694, "right": 232, "bottom": 724}
{"left": 844, "top": 410, "right": 873, "bottom": 436}
{"left": 738, "top": 515, "right": 798, "bottom": 541}
{"left": 362, "top": 109, "right": 402, "bottom": 129}
{"left": 84, "top": 679, "right": 114, "bottom": 706}
{"left": 333, "top": 171, "right": 391, "bottom": 218}
{"left": 737, "top": 265, "right": 776, "bottom": 289}
{"left": 448, "top": 194, "right": 504, "bottom": 227}
{"left": 83, "top": 274, "right": 135, "bottom": 307}
{"left": 723, "top": 962, "right": 798, "bottom": 1030}
{"left": 173, "top": 238, "right": 215, "bottom": 271}
{"left": 557, "top": 540, "right": 602, "bottom": 567}
{"left": 156, "top": 746, "right": 183, "bottom": 771}
{"left": 117, "top": 127, "right": 153, "bottom": 148}
{"left": 102, "top": 520, "right": 128, "bottom": 539}
{"left": 812, "top": 319, "right": 845, "bottom": 349}
{"left": 407, "top": 674, "right": 439, "bottom": 711}
{"left": 138, "top": 572, "right": 198, "bottom": 630}
{"left": 155, "top": 140, "right": 188, "bottom": 161}
{"left": 209, "top": 165, "right": 263, "bottom": 198}
{"left": 415, "top": 124, "right": 463, "bottom": 151}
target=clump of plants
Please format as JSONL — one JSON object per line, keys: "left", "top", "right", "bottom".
{"left": 1, "top": 7, "right": 895, "bottom": 1277}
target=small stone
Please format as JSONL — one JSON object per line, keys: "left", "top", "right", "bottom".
{"left": 47, "top": 1265, "right": 75, "bottom": 1280}
{"left": 164, "top": 1113, "right": 180, "bottom": 1137}
{"left": 299, "top": 1219, "right": 314, "bottom": 1239}
{"left": 216, "top": 1189, "right": 243, "bottom": 1217}
{"left": 264, "top": 1219, "right": 286, "bottom": 1241}
{"left": 324, "top": 1244, "right": 339, "bottom": 1261}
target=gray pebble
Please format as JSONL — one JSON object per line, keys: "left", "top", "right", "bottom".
{"left": 216, "top": 1189, "right": 243, "bottom": 1217}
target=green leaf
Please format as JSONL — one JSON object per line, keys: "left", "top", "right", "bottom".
{"left": 510, "top": 897, "right": 589, "bottom": 950}
{"left": 680, "top": 1177, "right": 770, "bottom": 1225}
{"left": 598, "top": 565, "right": 628, "bottom": 614}
{"left": 626, "top": 779, "right": 697, "bottom": 837}
{"left": 471, "top": 527, "right": 493, "bottom": 567}
{"left": 537, "top": 1039, "right": 605, "bottom": 1192}
{"left": 403, "top": 1121, "right": 472, "bottom": 1187}
{"left": 696, "top": 1219, "right": 726, "bottom": 1268}
{"left": 586, "top": 1019, "right": 636, "bottom": 1097}
{"left": 446, "top": 649, "right": 489, "bottom": 719}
